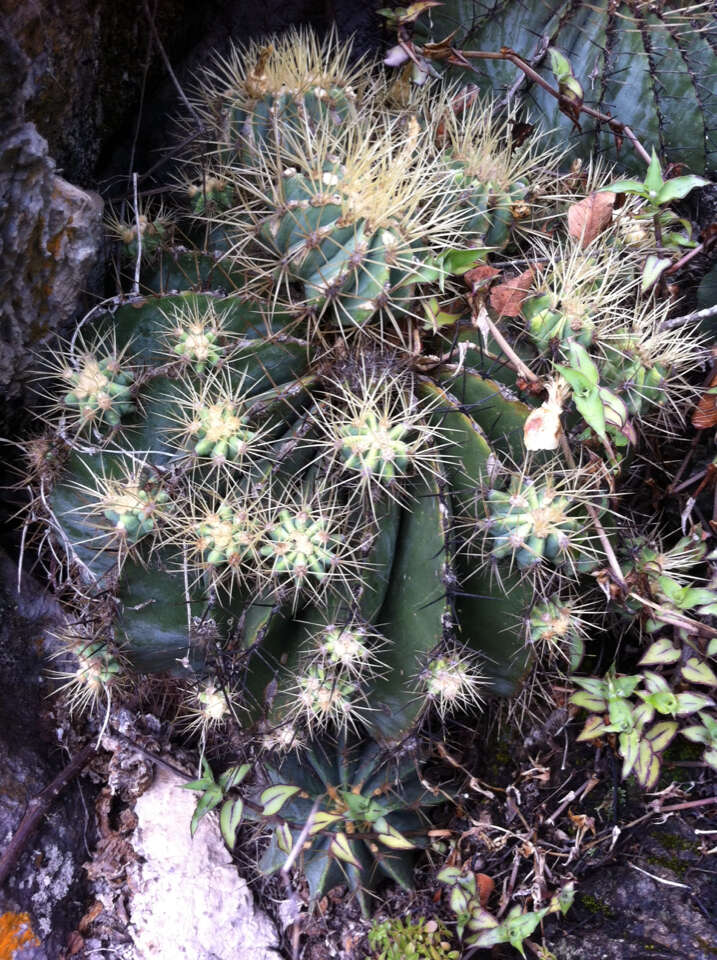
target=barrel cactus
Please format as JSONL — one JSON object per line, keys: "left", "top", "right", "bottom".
{"left": 24, "top": 30, "right": 706, "bottom": 764}
{"left": 404, "top": 0, "right": 717, "bottom": 176}
{"left": 254, "top": 739, "right": 440, "bottom": 911}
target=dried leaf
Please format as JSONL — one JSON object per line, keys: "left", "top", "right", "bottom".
{"left": 511, "top": 121, "right": 535, "bottom": 150}
{"left": 476, "top": 873, "right": 495, "bottom": 907}
{"left": 489, "top": 268, "right": 534, "bottom": 317}
{"left": 691, "top": 372, "right": 717, "bottom": 428}
{"left": 700, "top": 221, "right": 717, "bottom": 253}
{"left": 567, "top": 191, "right": 615, "bottom": 248}
{"left": 436, "top": 85, "right": 480, "bottom": 142}
{"left": 465, "top": 264, "right": 500, "bottom": 291}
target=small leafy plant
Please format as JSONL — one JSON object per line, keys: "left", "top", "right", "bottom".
{"left": 600, "top": 149, "right": 708, "bottom": 291}
{"left": 438, "top": 866, "right": 574, "bottom": 957}
{"left": 365, "top": 915, "right": 459, "bottom": 960}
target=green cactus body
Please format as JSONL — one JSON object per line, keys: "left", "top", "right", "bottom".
{"left": 33, "top": 29, "right": 700, "bottom": 746}
{"left": 528, "top": 597, "right": 585, "bottom": 671}
{"left": 416, "top": 1, "right": 717, "bottom": 175}
{"left": 195, "top": 29, "right": 366, "bottom": 168}
{"left": 102, "top": 483, "right": 169, "bottom": 543}
{"left": 190, "top": 401, "right": 258, "bottom": 462}
{"left": 522, "top": 292, "right": 595, "bottom": 351}
{"left": 251, "top": 160, "right": 433, "bottom": 331}
{"left": 445, "top": 164, "right": 530, "bottom": 251}
{"left": 38, "top": 281, "right": 548, "bottom": 737}
{"left": 256, "top": 740, "right": 439, "bottom": 913}
{"left": 233, "top": 83, "right": 358, "bottom": 159}
{"left": 187, "top": 177, "right": 236, "bottom": 216}
{"left": 599, "top": 344, "right": 668, "bottom": 417}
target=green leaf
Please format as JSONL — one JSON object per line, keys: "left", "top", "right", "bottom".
{"left": 608, "top": 695, "right": 635, "bottom": 732}
{"left": 437, "top": 866, "right": 463, "bottom": 885}
{"left": 634, "top": 740, "right": 660, "bottom": 789}
{"left": 620, "top": 729, "right": 640, "bottom": 778}
{"left": 676, "top": 691, "right": 715, "bottom": 715}
{"left": 682, "top": 586, "right": 717, "bottom": 609}
{"left": 276, "top": 822, "right": 294, "bottom": 855}
{"left": 466, "top": 907, "right": 500, "bottom": 942}
{"left": 640, "top": 638, "right": 681, "bottom": 667}
{"left": 182, "top": 757, "right": 215, "bottom": 791}
{"left": 573, "top": 388, "right": 607, "bottom": 441}
{"left": 655, "top": 176, "right": 709, "bottom": 206}
{"left": 646, "top": 691, "right": 678, "bottom": 716}
{"left": 375, "top": 822, "right": 416, "bottom": 850}
{"left": 218, "top": 763, "right": 251, "bottom": 791}
{"left": 190, "top": 784, "right": 223, "bottom": 837}
{"left": 601, "top": 179, "right": 648, "bottom": 196}
{"left": 577, "top": 714, "right": 610, "bottom": 740}
{"left": 644, "top": 149, "right": 664, "bottom": 198}
{"left": 644, "top": 721, "right": 678, "bottom": 753}
{"left": 439, "top": 247, "right": 488, "bottom": 276}
{"left": 682, "top": 657, "right": 717, "bottom": 687}
{"left": 261, "top": 784, "right": 301, "bottom": 816}
{"left": 641, "top": 255, "right": 671, "bottom": 293}
{"left": 182, "top": 777, "right": 215, "bottom": 793}
{"left": 329, "top": 832, "right": 361, "bottom": 867}
{"left": 548, "top": 47, "right": 572, "bottom": 83}
{"left": 612, "top": 675, "right": 642, "bottom": 698}
{"left": 553, "top": 882, "right": 575, "bottom": 916}
{"left": 681, "top": 724, "right": 709, "bottom": 745}
{"left": 570, "top": 691, "right": 608, "bottom": 713}
{"left": 220, "top": 797, "right": 244, "bottom": 849}
{"left": 556, "top": 364, "right": 594, "bottom": 396}
{"left": 505, "top": 908, "right": 547, "bottom": 955}
{"left": 308, "top": 812, "right": 342, "bottom": 836}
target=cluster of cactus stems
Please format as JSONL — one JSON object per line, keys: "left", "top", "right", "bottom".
{"left": 20, "top": 30, "right": 716, "bottom": 910}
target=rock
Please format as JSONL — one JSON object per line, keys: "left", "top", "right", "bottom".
{"left": 0, "top": 25, "right": 103, "bottom": 405}
{"left": 1, "top": 0, "right": 220, "bottom": 187}
{"left": 0, "top": 551, "right": 91, "bottom": 959}
{"left": 549, "top": 820, "right": 717, "bottom": 960}
{"left": 128, "top": 765, "right": 281, "bottom": 960}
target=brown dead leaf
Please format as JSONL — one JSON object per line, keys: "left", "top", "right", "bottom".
{"left": 692, "top": 372, "right": 717, "bottom": 428}
{"left": 489, "top": 268, "right": 534, "bottom": 317}
{"left": 67, "top": 932, "right": 85, "bottom": 956}
{"left": 476, "top": 873, "right": 495, "bottom": 907}
{"left": 567, "top": 191, "right": 615, "bottom": 248}
{"left": 700, "top": 221, "right": 717, "bottom": 252}
{"left": 465, "top": 263, "right": 500, "bottom": 291}
{"left": 436, "top": 84, "right": 480, "bottom": 141}
{"left": 78, "top": 901, "right": 104, "bottom": 934}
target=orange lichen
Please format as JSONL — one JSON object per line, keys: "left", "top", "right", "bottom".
{"left": 0, "top": 912, "right": 40, "bottom": 959}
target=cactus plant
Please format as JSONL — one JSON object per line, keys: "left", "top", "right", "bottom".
{"left": 255, "top": 739, "right": 440, "bottom": 911}
{"left": 403, "top": 0, "right": 717, "bottom": 176}
{"left": 26, "top": 29, "right": 708, "bottom": 741}
{"left": 21, "top": 30, "right": 714, "bottom": 898}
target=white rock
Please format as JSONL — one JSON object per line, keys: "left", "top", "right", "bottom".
{"left": 128, "top": 766, "right": 280, "bottom": 960}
